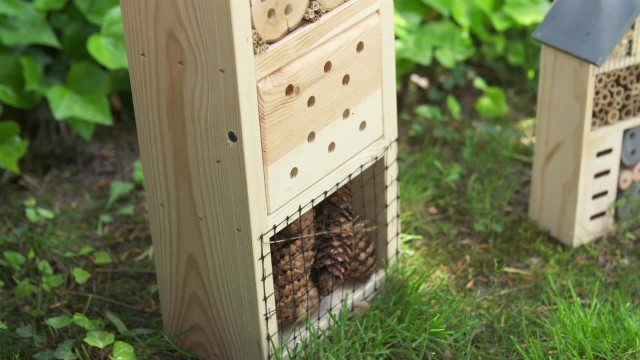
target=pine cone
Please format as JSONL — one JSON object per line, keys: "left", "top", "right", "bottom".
{"left": 313, "top": 185, "right": 354, "bottom": 297}
{"left": 271, "top": 209, "right": 316, "bottom": 326}
{"left": 348, "top": 220, "right": 377, "bottom": 280}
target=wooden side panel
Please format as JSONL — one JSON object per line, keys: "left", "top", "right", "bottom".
{"left": 380, "top": 0, "right": 400, "bottom": 259}
{"left": 121, "top": 1, "right": 273, "bottom": 358}
{"left": 529, "top": 46, "right": 594, "bottom": 247}
{"left": 574, "top": 129, "right": 622, "bottom": 245}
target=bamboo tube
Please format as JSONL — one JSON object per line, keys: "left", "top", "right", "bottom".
{"left": 614, "top": 87, "right": 625, "bottom": 100}
{"left": 608, "top": 109, "right": 621, "bottom": 124}
{"left": 596, "top": 75, "right": 607, "bottom": 88}
{"left": 310, "top": 1, "right": 320, "bottom": 10}
{"left": 628, "top": 75, "right": 637, "bottom": 86}
{"left": 620, "top": 168, "right": 634, "bottom": 190}
{"left": 622, "top": 106, "right": 634, "bottom": 119}
{"left": 601, "top": 90, "right": 611, "bottom": 103}
{"left": 615, "top": 99, "right": 624, "bottom": 109}
{"left": 632, "top": 84, "right": 640, "bottom": 95}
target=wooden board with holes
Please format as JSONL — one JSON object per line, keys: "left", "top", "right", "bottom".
{"left": 258, "top": 14, "right": 383, "bottom": 212}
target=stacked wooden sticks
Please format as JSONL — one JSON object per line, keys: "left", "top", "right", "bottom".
{"left": 618, "top": 163, "right": 640, "bottom": 191}
{"left": 610, "top": 28, "right": 635, "bottom": 59}
{"left": 251, "top": 0, "right": 350, "bottom": 54}
{"left": 592, "top": 65, "right": 640, "bottom": 129}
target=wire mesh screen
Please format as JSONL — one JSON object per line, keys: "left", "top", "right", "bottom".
{"left": 258, "top": 140, "right": 399, "bottom": 357}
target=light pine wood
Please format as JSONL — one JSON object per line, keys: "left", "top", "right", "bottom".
{"left": 265, "top": 91, "right": 383, "bottom": 211}
{"left": 121, "top": 0, "right": 274, "bottom": 358}
{"left": 317, "top": 0, "right": 346, "bottom": 11}
{"left": 529, "top": 46, "right": 595, "bottom": 247}
{"left": 255, "top": 0, "right": 380, "bottom": 79}
{"left": 380, "top": 0, "right": 400, "bottom": 259}
{"left": 266, "top": 138, "right": 387, "bottom": 228}
{"left": 258, "top": 13, "right": 382, "bottom": 165}
{"left": 251, "top": 0, "right": 309, "bottom": 43}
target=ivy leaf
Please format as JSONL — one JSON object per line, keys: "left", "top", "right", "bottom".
{"left": 33, "top": 351, "right": 56, "bottom": 360}
{"left": 72, "top": 0, "right": 119, "bottom": 25}
{"left": 72, "top": 267, "right": 91, "bottom": 284}
{"left": 106, "top": 181, "right": 135, "bottom": 210}
{"left": 132, "top": 160, "right": 144, "bottom": 185}
{"left": 93, "top": 251, "right": 112, "bottom": 265}
{"left": 38, "top": 260, "right": 53, "bottom": 276}
{"left": 3, "top": 251, "right": 25, "bottom": 270}
{"left": 446, "top": 95, "right": 462, "bottom": 121}
{"left": 20, "top": 57, "right": 46, "bottom": 94}
{"left": 14, "top": 280, "right": 33, "bottom": 300}
{"left": 46, "top": 315, "right": 73, "bottom": 329}
{"left": 34, "top": 0, "right": 69, "bottom": 12}
{"left": 53, "top": 339, "right": 77, "bottom": 359}
{"left": 84, "top": 330, "right": 115, "bottom": 349}
{"left": 0, "top": 320, "right": 7, "bottom": 330}
{"left": 0, "top": 0, "right": 60, "bottom": 47}
{"left": 73, "top": 313, "right": 100, "bottom": 330}
{"left": 502, "top": 0, "right": 550, "bottom": 26}
{"left": 0, "top": 55, "right": 41, "bottom": 109}
{"left": 16, "top": 325, "right": 33, "bottom": 338}
{"left": 43, "top": 274, "right": 64, "bottom": 291}
{"left": 110, "top": 341, "right": 137, "bottom": 360}
{"left": 87, "top": 7, "right": 128, "bottom": 70}
{"left": 475, "top": 87, "right": 509, "bottom": 118}
{"left": 78, "top": 246, "right": 94, "bottom": 256}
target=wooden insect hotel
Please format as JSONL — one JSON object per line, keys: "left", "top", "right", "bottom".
{"left": 121, "top": 0, "right": 399, "bottom": 358}
{"left": 530, "top": 0, "right": 640, "bottom": 247}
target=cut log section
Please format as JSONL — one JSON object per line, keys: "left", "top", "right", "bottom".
{"left": 251, "top": 0, "right": 309, "bottom": 43}
{"left": 316, "top": 0, "right": 347, "bottom": 11}
{"left": 619, "top": 168, "right": 634, "bottom": 191}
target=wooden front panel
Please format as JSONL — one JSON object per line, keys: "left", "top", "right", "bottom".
{"left": 258, "top": 14, "right": 383, "bottom": 212}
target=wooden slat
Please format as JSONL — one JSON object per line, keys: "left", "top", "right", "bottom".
{"left": 380, "top": 0, "right": 400, "bottom": 259}
{"left": 258, "top": 13, "right": 382, "bottom": 165}
{"left": 121, "top": 0, "right": 274, "bottom": 357}
{"left": 254, "top": 0, "right": 380, "bottom": 79}
{"left": 529, "top": 46, "right": 595, "bottom": 247}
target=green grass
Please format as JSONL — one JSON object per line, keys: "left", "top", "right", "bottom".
{"left": 1, "top": 91, "right": 640, "bottom": 358}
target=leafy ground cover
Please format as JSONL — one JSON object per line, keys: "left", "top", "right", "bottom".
{"left": 1, "top": 78, "right": 640, "bottom": 359}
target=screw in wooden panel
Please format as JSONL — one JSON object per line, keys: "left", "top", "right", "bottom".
{"left": 307, "top": 96, "right": 316, "bottom": 107}
{"left": 307, "top": 131, "right": 316, "bottom": 143}
{"left": 328, "top": 142, "right": 336, "bottom": 153}
{"left": 359, "top": 121, "right": 367, "bottom": 131}
{"left": 290, "top": 167, "right": 298, "bottom": 179}
{"left": 342, "top": 74, "right": 350, "bottom": 86}
{"left": 227, "top": 131, "right": 238, "bottom": 143}
{"left": 356, "top": 41, "right": 365, "bottom": 53}
{"left": 342, "top": 109, "right": 350, "bottom": 120}
{"left": 324, "top": 61, "right": 332, "bottom": 73}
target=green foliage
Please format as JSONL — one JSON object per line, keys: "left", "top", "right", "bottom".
{"left": 0, "top": 0, "right": 128, "bottom": 173}
{"left": 396, "top": 0, "right": 549, "bottom": 120}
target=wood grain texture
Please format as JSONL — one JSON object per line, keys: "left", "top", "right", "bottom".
{"left": 529, "top": 46, "right": 594, "bottom": 247}
{"left": 258, "top": 13, "right": 382, "bottom": 165}
{"left": 380, "top": 0, "right": 400, "bottom": 259}
{"left": 255, "top": 0, "right": 380, "bottom": 79}
{"left": 265, "top": 92, "right": 384, "bottom": 212}
{"left": 121, "top": 0, "right": 274, "bottom": 358}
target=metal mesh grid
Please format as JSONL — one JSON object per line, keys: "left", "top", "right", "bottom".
{"left": 258, "top": 140, "right": 400, "bottom": 358}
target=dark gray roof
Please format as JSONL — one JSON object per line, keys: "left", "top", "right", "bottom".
{"left": 533, "top": 0, "right": 640, "bottom": 66}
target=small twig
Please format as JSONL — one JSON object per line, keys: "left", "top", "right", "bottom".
{"left": 66, "top": 291, "right": 143, "bottom": 311}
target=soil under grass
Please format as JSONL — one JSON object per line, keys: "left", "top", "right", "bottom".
{"left": 1, "top": 96, "right": 640, "bottom": 359}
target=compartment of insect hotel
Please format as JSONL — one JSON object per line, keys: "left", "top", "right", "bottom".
{"left": 530, "top": 1, "right": 640, "bottom": 246}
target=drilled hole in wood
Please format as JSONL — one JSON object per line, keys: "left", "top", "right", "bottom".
{"left": 284, "top": 4, "right": 293, "bottom": 16}
{"left": 307, "top": 96, "right": 316, "bottom": 107}
{"left": 592, "top": 190, "right": 609, "bottom": 200}
{"left": 590, "top": 211, "right": 607, "bottom": 220}
{"left": 290, "top": 167, "right": 298, "bottom": 179}
{"left": 324, "top": 61, "right": 332, "bottom": 73}
{"left": 359, "top": 121, "right": 367, "bottom": 131}
{"left": 342, "top": 74, "right": 350, "bottom": 86}
{"left": 228, "top": 131, "right": 238, "bottom": 143}
{"left": 285, "top": 84, "right": 295, "bottom": 96}
{"left": 596, "top": 148, "right": 613, "bottom": 157}
{"left": 594, "top": 169, "right": 611, "bottom": 179}
{"left": 356, "top": 41, "right": 365, "bottom": 53}
{"left": 343, "top": 109, "right": 350, "bottom": 120}
{"left": 307, "top": 131, "right": 316, "bottom": 143}
{"left": 328, "top": 142, "right": 336, "bottom": 153}
{"left": 268, "top": 8, "right": 276, "bottom": 20}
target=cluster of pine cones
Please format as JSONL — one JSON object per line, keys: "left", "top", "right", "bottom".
{"left": 270, "top": 184, "right": 377, "bottom": 327}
